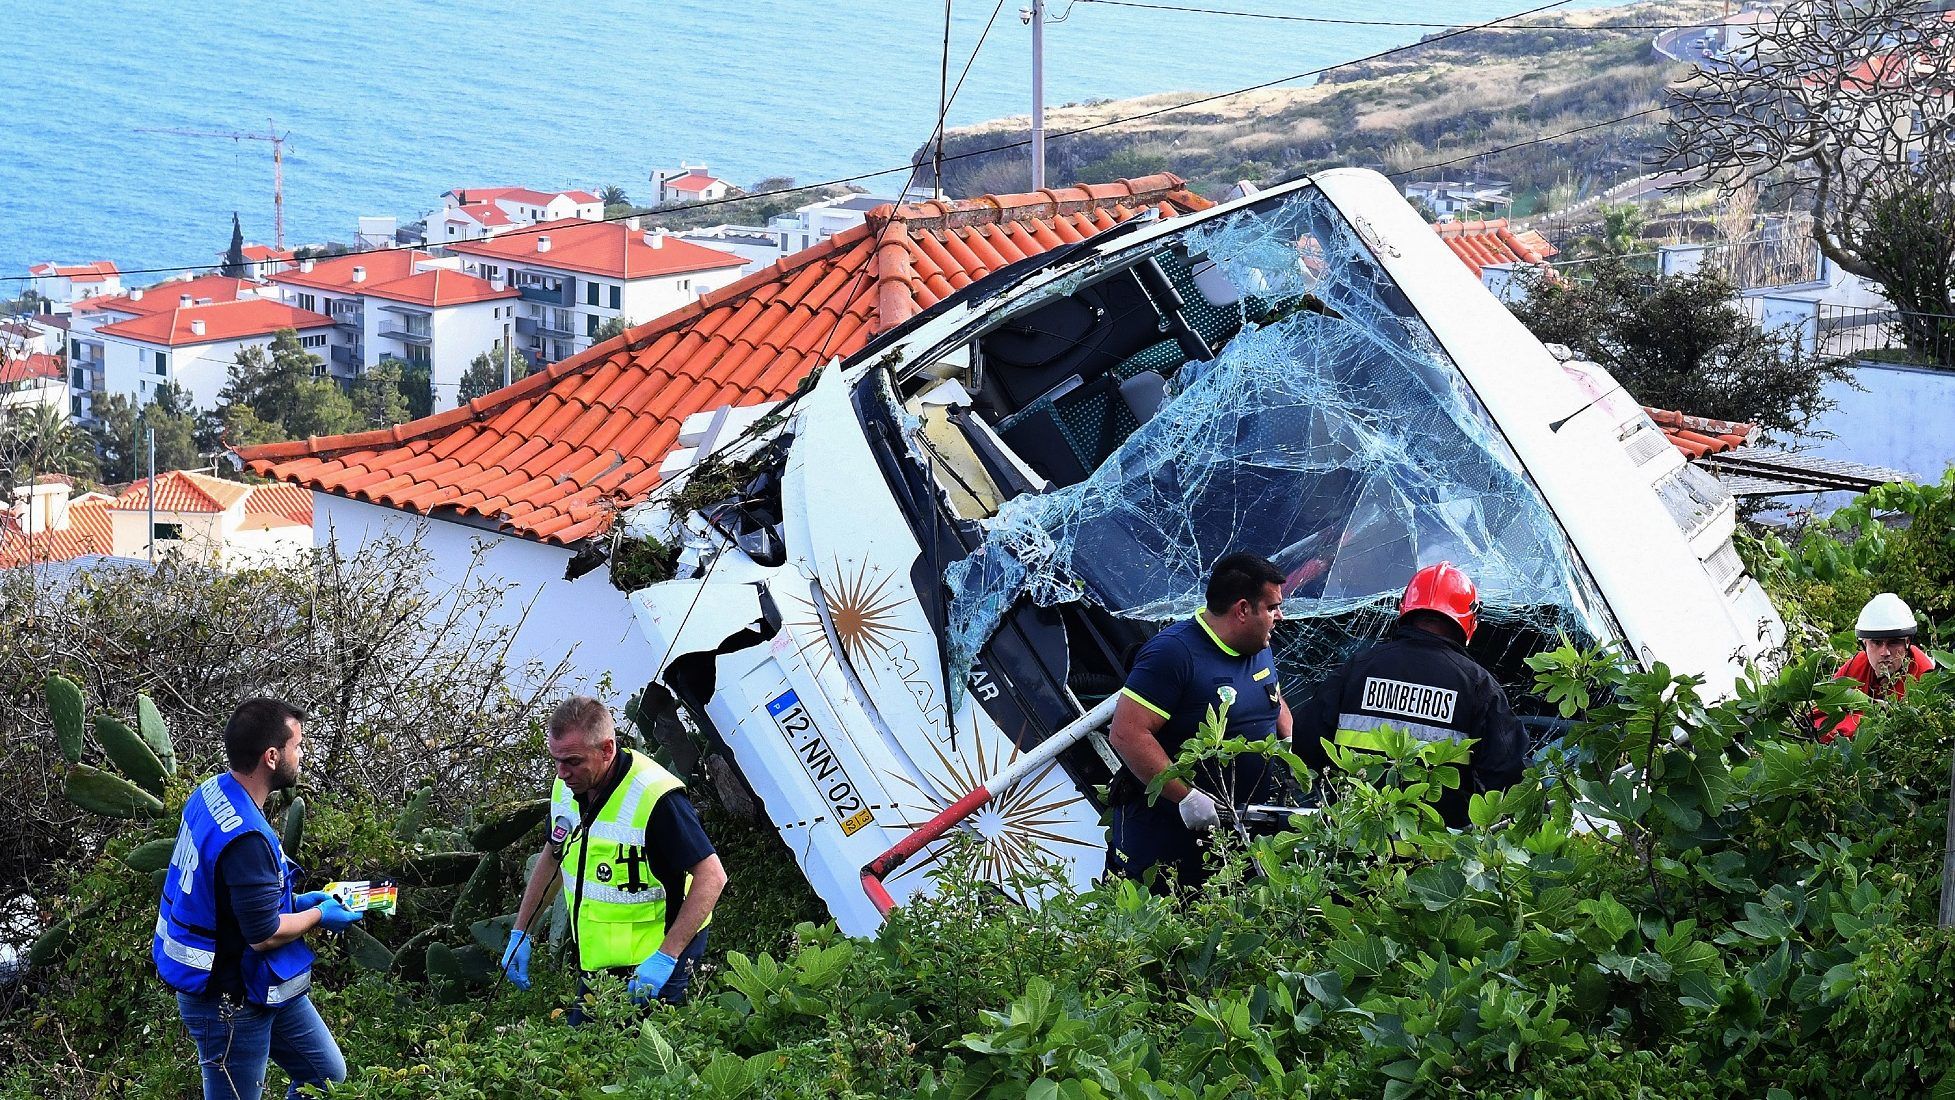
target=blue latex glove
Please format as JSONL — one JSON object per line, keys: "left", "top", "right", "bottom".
{"left": 314, "top": 896, "right": 363, "bottom": 931}
{"left": 628, "top": 950, "right": 678, "bottom": 1003}
{"left": 500, "top": 929, "right": 532, "bottom": 990}
{"left": 293, "top": 891, "right": 332, "bottom": 912}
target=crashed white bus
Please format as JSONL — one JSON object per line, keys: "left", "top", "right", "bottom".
{"left": 615, "top": 169, "right": 1783, "bottom": 937}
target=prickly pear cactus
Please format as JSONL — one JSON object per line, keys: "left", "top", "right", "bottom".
{"left": 65, "top": 764, "right": 166, "bottom": 819}
{"left": 282, "top": 796, "right": 306, "bottom": 857}
{"left": 45, "top": 675, "right": 85, "bottom": 764}
{"left": 395, "top": 786, "right": 433, "bottom": 841}
{"left": 135, "top": 694, "right": 176, "bottom": 777}
{"left": 94, "top": 715, "right": 167, "bottom": 796}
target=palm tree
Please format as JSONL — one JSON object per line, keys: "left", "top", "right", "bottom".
{"left": 599, "top": 184, "right": 630, "bottom": 209}
{"left": 0, "top": 401, "right": 98, "bottom": 486}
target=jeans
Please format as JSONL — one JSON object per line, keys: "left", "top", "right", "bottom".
{"left": 569, "top": 928, "right": 710, "bottom": 1025}
{"left": 177, "top": 991, "right": 346, "bottom": 1099}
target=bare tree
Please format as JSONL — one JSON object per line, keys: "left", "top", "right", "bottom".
{"left": 1662, "top": 0, "right": 1955, "bottom": 333}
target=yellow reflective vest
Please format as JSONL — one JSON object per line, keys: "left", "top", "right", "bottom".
{"left": 551, "top": 752, "right": 705, "bottom": 971}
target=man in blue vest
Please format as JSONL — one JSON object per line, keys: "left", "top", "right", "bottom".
{"left": 501, "top": 696, "right": 726, "bottom": 1012}
{"left": 154, "top": 697, "right": 363, "bottom": 1100}
{"left": 1107, "top": 552, "right": 1292, "bottom": 890}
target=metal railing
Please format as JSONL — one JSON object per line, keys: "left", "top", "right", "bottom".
{"left": 1816, "top": 305, "right": 1955, "bottom": 368}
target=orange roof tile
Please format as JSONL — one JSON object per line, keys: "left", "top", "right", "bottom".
{"left": 1432, "top": 218, "right": 1558, "bottom": 276}
{"left": 447, "top": 220, "right": 748, "bottom": 280}
{"left": 241, "top": 175, "right": 1213, "bottom": 545}
{"left": 1, "top": 352, "right": 62, "bottom": 385}
{"left": 240, "top": 244, "right": 296, "bottom": 262}
{"left": 31, "top": 261, "right": 120, "bottom": 283}
{"left": 113, "top": 470, "right": 253, "bottom": 514}
{"left": 270, "top": 250, "right": 427, "bottom": 294}
{"left": 359, "top": 268, "right": 517, "bottom": 308}
{"left": 244, "top": 482, "right": 314, "bottom": 525}
{"left": 448, "top": 187, "right": 599, "bottom": 207}
{"left": 73, "top": 275, "right": 267, "bottom": 316}
{"left": 0, "top": 495, "right": 113, "bottom": 568}
{"left": 1645, "top": 407, "right": 1753, "bottom": 459}
{"left": 96, "top": 298, "right": 335, "bottom": 347}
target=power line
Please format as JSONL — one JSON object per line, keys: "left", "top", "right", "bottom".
{"left": 1071, "top": 0, "right": 1752, "bottom": 32}
{"left": 10, "top": 0, "right": 1595, "bottom": 285}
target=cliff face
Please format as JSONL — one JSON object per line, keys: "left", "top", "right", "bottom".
{"left": 924, "top": 0, "right": 1717, "bottom": 212}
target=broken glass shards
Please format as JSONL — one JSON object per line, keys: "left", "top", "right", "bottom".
{"left": 944, "top": 188, "right": 1607, "bottom": 696}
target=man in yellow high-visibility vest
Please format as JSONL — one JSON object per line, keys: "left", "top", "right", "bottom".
{"left": 503, "top": 696, "right": 727, "bottom": 1009}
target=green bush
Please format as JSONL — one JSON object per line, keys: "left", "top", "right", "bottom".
{"left": 10, "top": 481, "right": 1955, "bottom": 1097}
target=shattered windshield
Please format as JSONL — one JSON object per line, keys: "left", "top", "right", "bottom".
{"left": 943, "top": 186, "right": 1608, "bottom": 701}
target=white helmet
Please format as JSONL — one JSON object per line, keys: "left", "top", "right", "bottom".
{"left": 1856, "top": 592, "right": 1917, "bottom": 639}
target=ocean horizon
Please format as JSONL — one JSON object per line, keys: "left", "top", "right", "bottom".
{"left": 5, "top": 0, "right": 1621, "bottom": 282}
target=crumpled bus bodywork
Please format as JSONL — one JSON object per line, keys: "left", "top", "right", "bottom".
{"left": 617, "top": 169, "right": 1783, "bottom": 936}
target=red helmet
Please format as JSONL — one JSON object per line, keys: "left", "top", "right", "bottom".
{"left": 1400, "top": 561, "right": 1479, "bottom": 642}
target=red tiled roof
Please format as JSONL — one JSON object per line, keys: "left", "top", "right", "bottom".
{"left": 241, "top": 174, "right": 1213, "bottom": 545}
{"left": 244, "top": 482, "right": 314, "bottom": 525}
{"left": 1, "top": 352, "right": 62, "bottom": 385}
{"left": 664, "top": 174, "right": 724, "bottom": 193}
{"left": 359, "top": 268, "right": 517, "bottom": 308}
{"left": 74, "top": 275, "right": 266, "bottom": 316}
{"left": 0, "top": 495, "right": 113, "bottom": 568}
{"left": 113, "top": 470, "right": 253, "bottom": 514}
{"left": 1645, "top": 407, "right": 1753, "bottom": 459}
{"left": 1433, "top": 218, "right": 1558, "bottom": 276}
{"left": 31, "top": 261, "right": 120, "bottom": 283}
{"left": 452, "top": 202, "right": 515, "bottom": 227}
{"left": 240, "top": 245, "right": 296, "bottom": 262}
{"left": 96, "top": 298, "right": 334, "bottom": 347}
{"left": 271, "top": 250, "right": 513, "bottom": 307}
{"left": 447, "top": 187, "right": 599, "bottom": 208}
{"left": 270, "top": 250, "right": 426, "bottom": 294}
{"left": 448, "top": 220, "right": 748, "bottom": 280}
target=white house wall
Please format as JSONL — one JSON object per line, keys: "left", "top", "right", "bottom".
{"left": 312, "top": 494, "right": 657, "bottom": 694}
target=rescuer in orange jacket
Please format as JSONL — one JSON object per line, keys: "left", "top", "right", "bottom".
{"left": 1819, "top": 592, "right": 1935, "bottom": 741}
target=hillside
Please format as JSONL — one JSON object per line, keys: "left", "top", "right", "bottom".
{"left": 926, "top": 0, "right": 1719, "bottom": 213}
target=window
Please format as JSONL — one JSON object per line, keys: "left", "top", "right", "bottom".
{"left": 609, "top": 285, "right": 621, "bottom": 310}
{"left": 71, "top": 367, "right": 85, "bottom": 387}
{"left": 447, "top": 225, "right": 456, "bottom": 237}
{"left": 71, "top": 395, "right": 83, "bottom": 417}
{"left": 677, "top": 279, "right": 691, "bottom": 293}
{"left": 587, "top": 313, "right": 600, "bottom": 337}
{"left": 299, "top": 333, "right": 328, "bottom": 348}
{"left": 404, "top": 345, "right": 431, "bottom": 367}
{"left": 153, "top": 351, "right": 167, "bottom": 375}
{"left": 586, "top": 281, "right": 601, "bottom": 306}
{"left": 152, "top": 523, "right": 183, "bottom": 542}
{"left": 297, "top": 293, "right": 316, "bottom": 312}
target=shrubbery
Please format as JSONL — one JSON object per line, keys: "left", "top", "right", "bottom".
{"left": 6, "top": 482, "right": 1955, "bottom": 1097}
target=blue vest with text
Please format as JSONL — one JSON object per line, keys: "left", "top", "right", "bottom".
{"left": 152, "top": 773, "right": 314, "bottom": 1005}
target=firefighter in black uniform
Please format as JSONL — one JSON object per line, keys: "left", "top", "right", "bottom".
{"left": 1292, "top": 562, "right": 1526, "bottom": 827}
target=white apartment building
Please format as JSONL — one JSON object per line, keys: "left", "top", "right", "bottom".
{"left": 447, "top": 219, "right": 746, "bottom": 368}
{"left": 651, "top": 164, "right": 730, "bottom": 206}
{"left": 95, "top": 297, "right": 336, "bottom": 411}
{"left": 669, "top": 225, "right": 786, "bottom": 275}
{"left": 0, "top": 352, "right": 67, "bottom": 418}
{"left": 67, "top": 275, "right": 276, "bottom": 424}
{"left": 430, "top": 187, "right": 606, "bottom": 244}
{"left": 270, "top": 250, "right": 519, "bottom": 411}
{"left": 26, "top": 262, "right": 122, "bottom": 314}
{"left": 767, "top": 193, "right": 898, "bottom": 256}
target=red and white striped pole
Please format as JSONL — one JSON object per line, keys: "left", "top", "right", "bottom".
{"left": 861, "top": 693, "right": 1119, "bottom": 914}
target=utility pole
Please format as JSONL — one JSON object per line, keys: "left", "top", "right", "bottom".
{"left": 503, "top": 321, "right": 513, "bottom": 389}
{"left": 133, "top": 118, "right": 289, "bottom": 249}
{"left": 144, "top": 415, "right": 156, "bottom": 564}
{"left": 1026, "top": 0, "right": 1047, "bottom": 190}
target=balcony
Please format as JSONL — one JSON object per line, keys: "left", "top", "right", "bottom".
{"left": 518, "top": 282, "right": 570, "bottom": 306}
{"left": 378, "top": 325, "right": 432, "bottom": 345}
{"left": 331, "top": 344, "right": 362, "bottom": 369}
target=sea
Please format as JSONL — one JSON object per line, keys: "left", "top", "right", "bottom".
{"left": 4, "top": 0, "right": 1619, "bottom": 281}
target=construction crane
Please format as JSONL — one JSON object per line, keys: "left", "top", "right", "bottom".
{"left": 132, "top": 119, "right": 289, "bottom": 250}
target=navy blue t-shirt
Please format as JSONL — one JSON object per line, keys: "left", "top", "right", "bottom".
{"left": 1120, "top": 616, "right": 1284, "bottom": 804}
{"left": 208, "top": 833, "right": 284, "bottom": 998}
